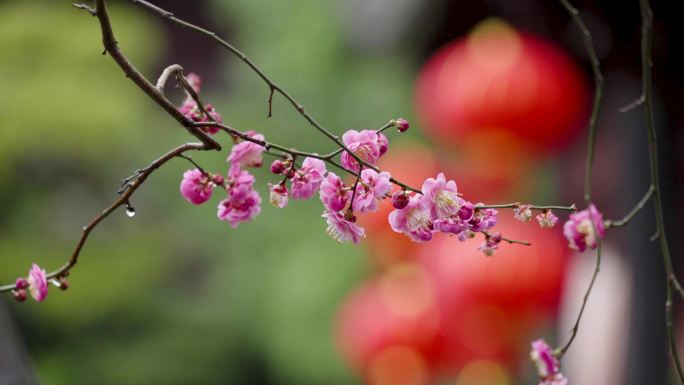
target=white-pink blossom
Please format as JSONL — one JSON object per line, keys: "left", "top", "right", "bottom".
{"left": 322, "top": 210, "right": 365, "bottom": 244}
{"left": 563, "top": 204, "right": 605, "bottom": 252}
{"left": 351, "top": 169, "right": 391, "bottom": 213}
{"left": 388, "top": 195, "right": 433, "bottom": 242}
{"left": 291, "top": 157, "right": 326, "bottom": 200}
{"left": 227, "top": 131, "right": 266, "bottom": 168}
{"left": 319, "top": 172, "right": 350, "bottom": 212}
{"left": 269, "top": 183, "right": 289, "bottom": 208}
{"left": 27, "top": 264, "right": 48, "bottom": 302}
{"left": 340, "top": 130, "right": 381, "bottom": 172}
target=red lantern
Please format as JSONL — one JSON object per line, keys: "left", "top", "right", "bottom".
{"left": 335, "top": 263, "right": 442, "bottom": 385}
{"left": 415, "top": 19, "right": 589, "bottom": 152}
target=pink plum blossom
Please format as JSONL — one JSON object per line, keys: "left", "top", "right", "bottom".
{"left": 13, "top": 289, "right": 27, "bottom": 302}
{"left": 352, "top": 169, "right": 391, "bottom": 213}
{"left": 319, "top": 172, "right": 350, "bottom": 211}
{"left": 340, "top": 130, "right": 381, "bottom": 172}
{"left": 514, "top": 204, "right": 533, "bottom": 222}
{"left": 391, "top": 191, "right": 409, "bottom": 209}
{"left": 269, "top": 183, "right": 289, "bottom": 208}
{"left": 479, "top": 232, "right": 502, "bottom": 256}
{"left": 179, "top": 100, "right": 222, "bottom": 135}
{"left": 217, "top": 186, "right": 261, "bottom": 228}
{"left": 291, "top": 157, "right": 326, "bottom": 199}
{"left": 468, "top": 205, "right": 498, "bottom": 232}
{"left": 270, "top": 159, "right": 287, "bottom": 175}
{"left": 227, "top": 131, "right": 266, "bottom": 168}
{"left": 563, "top": 203, "right": 605, "bottom": 252}
{"left": 217, "top": 165, "right": 261, "bottom": 227}
{"left": 377, "top": 133, "right": 389, "bottom": 157}
{"left": 530, "top": 339, "right": 568, "bottom": 385}
{"left": 185, "top": 72, "right": 202, "bottom": 93}
{"left": 421, "top": 173, "right": 463, "bottom": 220}
{"left": 537, "top": 210, "right": 559, "bottom": 228}
{"left": 322, "top": 210, "right": 365, "bottom": 244}
{"left": 27, "top": 264, "right": 48, "bottom": 302}
{"left": 180, "top": 169, "right": 214, "bottom": 205}
{"left": 388, "top": 195, "right": 434, "bottom": 242}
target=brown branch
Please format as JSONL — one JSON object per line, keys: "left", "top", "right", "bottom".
{"left": 0, "top": 142, "right": 209, "bottom": 293}
{"left": 81, "top": 0, "right": 221, "bottom": 151}
{"left": 480, "top": 202, "right": 577, "bottom": 212}
{"left": 604, "top": 186, "right": 654, "bottom": 229}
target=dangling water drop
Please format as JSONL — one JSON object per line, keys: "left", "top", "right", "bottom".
{"left": 125, "top": 204, "right": 136, "bottom": 218}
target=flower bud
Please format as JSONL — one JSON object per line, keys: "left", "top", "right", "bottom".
{"left": 212, "top": 174, "right": 225, "bottom": 186}
{"left": 15, "top": 278, "right": 28, "bottom": 290}
{"left": 271, "top": 160, "right": 286, "bottom": 175}
{"left": 394, "top": 118, "right": 410, "bottom": 132}
{"left": 391, "top": 191, "right": 410, "bottom": 209}
{"left": 13, "top": 289, "right": 27, "bottom": 302}
{"left": 59, "top": 279, "right": 69, "bottom": 291}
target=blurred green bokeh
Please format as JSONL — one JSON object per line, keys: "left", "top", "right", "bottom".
{"left": 0, "top": 1, "right": 422, "bottom": 384}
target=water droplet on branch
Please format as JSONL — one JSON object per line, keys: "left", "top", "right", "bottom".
{"left": 125, "top": 204, "right": 136, "bottom": 218}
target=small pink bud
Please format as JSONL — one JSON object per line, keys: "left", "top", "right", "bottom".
{"left": 59, "top": 279, "right": 69, "bottom": 291}
{"left": 212, "top": 174, "right": 225, "bottom": 186}
{"left": 394, "top": 118, "right": 410, "bottom": 132}
{"left": 15, "top": 278, "right": 28, "bottom": 290}
{"left": 13, "top": 289, "right": 27, "bottom": 302}
{"left": 391, "top": 191, "right": 409, "bottom": 209}
{"left": 271, "top": 160, "right": 286, "bottom": 175}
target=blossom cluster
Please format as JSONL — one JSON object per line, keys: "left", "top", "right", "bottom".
{"left": 12, "top": 263, "right": 65, "bottom": 302}
{"left": 178, "top": 72, "right": 223, "bottom": 135}
{"left": 175, "top": 74, "right": 607, "bottom": 260}
{"left": 530, "top": 339, "right": 568, "bottom": 385}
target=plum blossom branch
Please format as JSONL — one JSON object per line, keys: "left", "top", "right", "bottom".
{"left": 4, "top": 0, "right": 577, "bottom": 298}
{"left": 480, "top": 203, "right": 576, "bottom": 212}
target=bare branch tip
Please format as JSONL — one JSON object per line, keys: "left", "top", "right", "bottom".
{"left": 73, "top": 3, "right": 96, "bottom": 16}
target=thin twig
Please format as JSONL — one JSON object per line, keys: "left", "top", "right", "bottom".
{"left": 0, "top": 142, "right": 209, "bottom": 293}
{"left": 558, "top": 240, "right": 602, "bottom": 356}
{"left": 75, "top": 1, "right": 221, "bottom": 150}
{"left": 638, "top": 0, "right": 684, "bottom": 381}
{"left": 604, "top": 185, "right": 654, "bottom": 228}
{"left": 128, "top": 0, "right": 412, "bottom": 193}
{"left": 619, "top": 95, "right": 645, "bottom": 113}
{"left": 73, "top": 2, "right": 96, "bottom": 15}
{"left": 482, "top": 231, "right": 531, "bottom": 246}
{"left": 480, "top": 203, "right": 577, "bottom": 212}
{"left": 558, "top": 0, "right": 604, "bottom": 206}
{"left": 556, "top": 0, "right": 604, "bottom": 358}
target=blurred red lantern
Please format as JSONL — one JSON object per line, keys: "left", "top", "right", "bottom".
{"left": 335, "top": 263, "right": 442, "bottom": 385}
{"left": 415, "top": 18, "right": 589, "bottom": 152}
{"left": 358, "top": 143, "right": 440, "bottom": 268}
{"left": 418, "top": 214, "right": 570, "bottom": 373}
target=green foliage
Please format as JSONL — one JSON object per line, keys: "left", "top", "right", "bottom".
{"left": 0, "top": 1, "right": 419, "bottom": 384}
